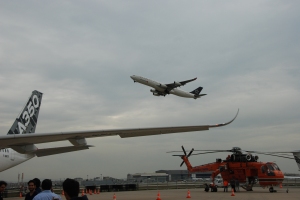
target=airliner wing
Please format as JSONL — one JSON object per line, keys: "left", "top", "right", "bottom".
{"left": 0, "top": 109, "right": 239, "bottom": 149}
{"left": 165, "top": 77, "right": 197, "bottom": 90}
{"left": 1, "top": 90, "right": 238, "bottom": 158}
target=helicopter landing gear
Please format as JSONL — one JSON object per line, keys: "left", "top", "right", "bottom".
{"left": 269, "top": 187, "right": 277, "bottom": 193}
{"left": 209, "top": 185, "right": 218, "bottom": 192}
{"left": 204, "top": 184, "right": 209, "bottom": 192}
{"left": 204, "top": 184, "right": 218, "bottom": 192}
{"left": 211, "top": 186, "right": 218, "bottom": 192}
{"left": 241, "top": 185, "right": 253, "bottom": 191}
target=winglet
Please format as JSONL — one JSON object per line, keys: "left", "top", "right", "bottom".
{"left": 209, "top": 109, "right": 239, "bottom": 128}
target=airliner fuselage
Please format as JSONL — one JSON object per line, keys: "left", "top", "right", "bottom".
{"left": 0, "top": 148, "right": 34, "bottom": 172}
{"left": 130, "top": 75, "right": 206, "bottom": 99}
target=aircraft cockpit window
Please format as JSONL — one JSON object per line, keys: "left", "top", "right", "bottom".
{"left": 266, "top": 164, "right": 274, "bottom": 171}
{"left": 266, "top": 164, "right": 275, "bottom": 176}
{"left": 272, "top": 163, "right": 281, "bottom": 171}
{"left": 261, "top": 165, "right": 266, "bottom": 173}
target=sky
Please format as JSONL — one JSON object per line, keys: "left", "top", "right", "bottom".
{"left": 0, "top": 0, "right": 300, "bottom": 182}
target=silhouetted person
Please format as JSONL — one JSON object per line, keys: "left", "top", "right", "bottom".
{"left": 25, "top": 180, "right": 38, "bottom": 200}
{"left": 235, "top": 179, "right": 240, "bottom": 192}
{"left": 33, "top": 179, "right": 62, "bottom": 200}
{"left": 230, "top": 178, "right": 236, "bottom": 192}
{"left": 63, "top": 178, "right": 88, "bottom": 200}
{"left": 33, "top": 178, "right": 41, "bottom": 194}
{"left": 223, "top": 180, "right": 228, "bottom": 192}
{"left": 0, "top": 181, "right": 7, "bottom": 200}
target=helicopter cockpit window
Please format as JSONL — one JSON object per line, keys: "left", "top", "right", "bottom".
{"left": 272, "top": 163, "right": 281, "bottom": 171}
{"left": 266, "top": 164, "right": 275, "bottom": 176}
{"left": 261, "top": 165, "right": 267, "bottom": 173}
{"left": 266, "top": 163, "right": 274, "bottom": 171}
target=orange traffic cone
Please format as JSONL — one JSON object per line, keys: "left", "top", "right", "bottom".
{"left": 89, "top": 189, "right": 92, "bottom": 195}
{"left": 19, "top": 192, "right": 22, "bottom": 198}
{"left": 186, "top": 190, "right": 191, "bottom": 198}
{"left": 94, "top": 189, "right": 96, "bottom": 194}
{"left": 113, "top": 193, "right": 117, "bottom": 200}
{"left": 62, "top": 190, "right": 64, "bottom": 196}
{"left": 97, "top": 188, "right": 100, "bottom": 194}
{"left": 280, "top": 183, "right": 283, "bottom": 188}
{"left": 231, "top": 188, "right": 235, "bottom": 196}
{"left": 81, "top": 189, "right": 85, "bottom": 196}
{"left": 156, "top": 191, "right": 161, "bottom": 200}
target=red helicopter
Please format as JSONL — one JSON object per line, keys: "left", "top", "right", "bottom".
{"left": 170, "top": 146, "right": 300, "bottom": 193}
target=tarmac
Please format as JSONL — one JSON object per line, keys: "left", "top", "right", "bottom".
{"left": 4, "top": 187, "right": 300, "bottom": 200}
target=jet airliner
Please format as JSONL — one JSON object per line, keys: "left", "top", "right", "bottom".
{"left": 0, "top": 90, "right": 238, "bottom": 172}
{"left": 130, "top": 75, "right": 206, "bottom": 99}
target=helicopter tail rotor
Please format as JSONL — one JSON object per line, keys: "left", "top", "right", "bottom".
{"left": 179, "top": 146, "right": 194, "bottom": 167}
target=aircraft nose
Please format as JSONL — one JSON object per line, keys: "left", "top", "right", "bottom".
{"left": 130, "top": 75, "right": 135, "bottom": 80}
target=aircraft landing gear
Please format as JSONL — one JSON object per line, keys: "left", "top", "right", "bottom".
{"left": 211, "top": 186, "right": 218, "bottom": 192}
{"left": 204, "top": 184, "right": 217, "bottom": 192}
{"left": 269, "top": 187, "right": 277, "bottom": 193}
{"left": 241, "top": 185, "right": 253, "bottom": 191}
{"left": 204, "top": 184, "right": 209, "bottom": 192}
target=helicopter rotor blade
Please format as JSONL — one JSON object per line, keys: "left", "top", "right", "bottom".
{"left": 180, "top": 161, "right": 185, "bottom": 167}
{"left": 191, "top": 149, "right": 233, "bottom": 152}
{"left": 167, "top": 149, "right": 235, "bottom": 153}
{"left": 244, "top": 150, "right": 295, "bottom": 159}
{"left": 253, "top": 152, "right": 294, "bottom": 160}
{"left": 187, "top": 148, "right": 194, "bottom": 158}
{"left": 182, "top": 146, "right": 187, "bottom": 156}
{"left": 191, "top": 151, "right": 223, "bottom": 156}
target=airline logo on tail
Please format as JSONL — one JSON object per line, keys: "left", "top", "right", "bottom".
{"left": 190, "top": 87, "right": 203, "bottom": 95}
{"left": 7, "top": 90, "right": 43, "bottom": 135}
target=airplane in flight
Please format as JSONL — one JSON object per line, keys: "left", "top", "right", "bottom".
{"left": 130, "top": 75, "right": 206, "bottom": 99}
{"left": 0, "top": 90, "right": 238, "bottom": 172}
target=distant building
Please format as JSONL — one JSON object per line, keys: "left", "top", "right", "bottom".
{"left": 127, "top": 173, "right": 168, "bottom": 182}
{"left": 74, "top": 178, "right": 84, "bottom": 185}
{"left": 156, "top": 170, "right": 214, "bottom": 181}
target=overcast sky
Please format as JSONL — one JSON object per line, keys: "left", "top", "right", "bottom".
{"left": 1, "top": 0, "right": 300, "bottom": 182}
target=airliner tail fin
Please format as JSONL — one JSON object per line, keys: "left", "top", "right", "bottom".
{"left": 7, "top": 90, "right": 43, "bottom": 135}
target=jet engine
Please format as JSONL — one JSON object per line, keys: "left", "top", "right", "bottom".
{"left": 174, "top": 81, "right": 181, "bottom": 86}
{"left": 150, "top": 89, "right": 156, "bottom": 93}
{"left": 253, "top": 155, "right": 259, "bottom": 161}
{"left": 153, "top": 93, "right": 160, "bottom": 96}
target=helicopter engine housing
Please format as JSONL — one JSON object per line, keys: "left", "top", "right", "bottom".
{"left": 246, "top": 153, "right": 252, "bottom": 161}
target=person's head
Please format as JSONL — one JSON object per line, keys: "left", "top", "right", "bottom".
{"left": 62, "top": 178, "right": 79, "bottom": 199}
{"left": 27, "top": 180, "right": 36, "bottom": 192}
{"left": 33, "top": 178, "right": 41, "bottom": 188}
{"left": 41, "top": 179, "right": 52, "bottom": 190}
{"left": 0, "top": 181, "right": 7, "bottom": 192}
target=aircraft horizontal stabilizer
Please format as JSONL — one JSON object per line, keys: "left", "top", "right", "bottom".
{"left": 35, "top": 145, "right": 92, "bottom": 157}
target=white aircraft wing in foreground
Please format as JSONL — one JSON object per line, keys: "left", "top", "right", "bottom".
{"left": 0, "top": 90, "right": 238, "bottom": 171}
